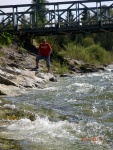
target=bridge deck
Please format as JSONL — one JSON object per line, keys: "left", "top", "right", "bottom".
{"left": 0, "top": 0, "right": 113, "bottom": 35}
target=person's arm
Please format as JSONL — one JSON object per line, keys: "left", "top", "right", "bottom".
{"left": 47, "top": 43, "right": 52, "bottom": 54}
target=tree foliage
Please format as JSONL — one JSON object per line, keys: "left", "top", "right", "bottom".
{"left": 32, "top": 0, "right": 48, "bottom": 27}
{"left": 0, "top": 32, "right": 12, "bottom": 46}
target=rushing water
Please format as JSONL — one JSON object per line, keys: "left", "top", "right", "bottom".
{"left": 1, "top": 67, "right": 113, "bottom": 150}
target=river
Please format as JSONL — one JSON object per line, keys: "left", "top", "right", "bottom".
{"left": 1, "top": 67, "right": 113, "bottom": 150}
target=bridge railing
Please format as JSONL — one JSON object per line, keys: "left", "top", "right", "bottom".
{"left": 0, "top": 0, "right": 113, "bottom": 35}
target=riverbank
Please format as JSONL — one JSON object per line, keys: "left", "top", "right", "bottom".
{"left": 0, "top": 45, "right": 107, "bottom": 96}
{"left": 0, "top": 45, "right": 58, "bottom": 96}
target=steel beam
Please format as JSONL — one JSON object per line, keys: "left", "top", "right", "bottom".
{"left": 0, "top": 0, "right": 113, "bottom": 35}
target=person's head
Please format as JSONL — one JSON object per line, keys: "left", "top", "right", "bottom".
{"left": 42, "top": 39, "right": 46, "bottom": 44}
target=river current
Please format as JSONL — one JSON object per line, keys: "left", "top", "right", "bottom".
{"left": 1, "top": 66, "right": 113, "bottom": 150}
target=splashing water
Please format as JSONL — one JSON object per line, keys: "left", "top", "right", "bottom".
{"left": 1, "top": 71, "right": 113, "bottom": 150}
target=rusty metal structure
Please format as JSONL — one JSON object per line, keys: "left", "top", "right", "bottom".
{"left": 0, "top": 0, "right": 113, "bottom": 35}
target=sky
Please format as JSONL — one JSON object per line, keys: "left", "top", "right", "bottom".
{"left": 0, "top": 0, "right": 112, "bottom": 5}
{"left": 0, "top": 0, "right": 112, "bottom": 6}
{"left": 0, "top": 0, "right": 31, "bottom": 5}
{"left": 0, "top": 0, "right": 112, "bottom": 12}
{"left": 0, "top": 0, "right": 76, "bottom": 5}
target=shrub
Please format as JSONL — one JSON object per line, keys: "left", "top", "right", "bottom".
{"left": 18, "top": 47, "right": 25, "bottom": 54}
{"left": 0, "top": 32, "right": 12, "bottom": 46}
{"left": 59, "top": 42, "right": 113, "bottom": 65}
{"left": 52, "top": 61, "right": 69, "bottom": 74}
{"left": 82, "top": 37, "right": 94, "bottom": 48}
{"left": 84, "top": 44, "right": 112, "bottom": 64}
{"left": 59, "top": 42, "right": 90, "bottom": 62}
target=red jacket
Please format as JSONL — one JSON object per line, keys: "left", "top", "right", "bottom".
{"left": 38, "top": 42, "right": 52, "bottom": 56}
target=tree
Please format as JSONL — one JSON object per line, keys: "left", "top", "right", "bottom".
{"left": 65, "top": 10, "right": 75, "bottom": 27}
{"left": 20, "top": 14, "right": 30, "bottom": 29}
{"left": 81, "top": 9, "right": 90, "bottom": 25}
{"left": 93, "top": 6, "right": 113, "bottom": 51}
{"left": 32, "top": 0, "right": 48, "bottom": 27}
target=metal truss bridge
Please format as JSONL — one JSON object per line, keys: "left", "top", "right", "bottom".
{"left": 0, "top": 0, "right": 113, "bottom": 36}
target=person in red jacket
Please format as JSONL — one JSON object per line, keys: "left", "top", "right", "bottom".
{"left": 35, "top": 39, "right": 52, "bottom": 73}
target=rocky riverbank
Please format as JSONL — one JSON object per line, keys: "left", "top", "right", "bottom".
{"left": 0, "top": 45, "right": 58, "bottom": 96}
{"left": 0, "top": 66, "right": 57, "bottom": 96}
{"left": 0, "top": 45, "right": 107, "bottom": 96}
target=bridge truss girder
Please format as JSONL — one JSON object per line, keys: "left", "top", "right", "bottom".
{"left": 0, "top": 0, "right": 113, "bottom": 35}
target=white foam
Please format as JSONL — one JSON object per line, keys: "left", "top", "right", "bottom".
{"left": 5, "top": 116, "right": 79, "bottom": 143}
{"left": 3, "top": 104, "right": 16, "bottom": 109}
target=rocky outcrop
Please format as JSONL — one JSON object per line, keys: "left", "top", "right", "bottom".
{"left": 0, "top": 66, "right": 57, "bottom": 96}
{"left": 65, "top": 58, "right": 105, "bottom": 73}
